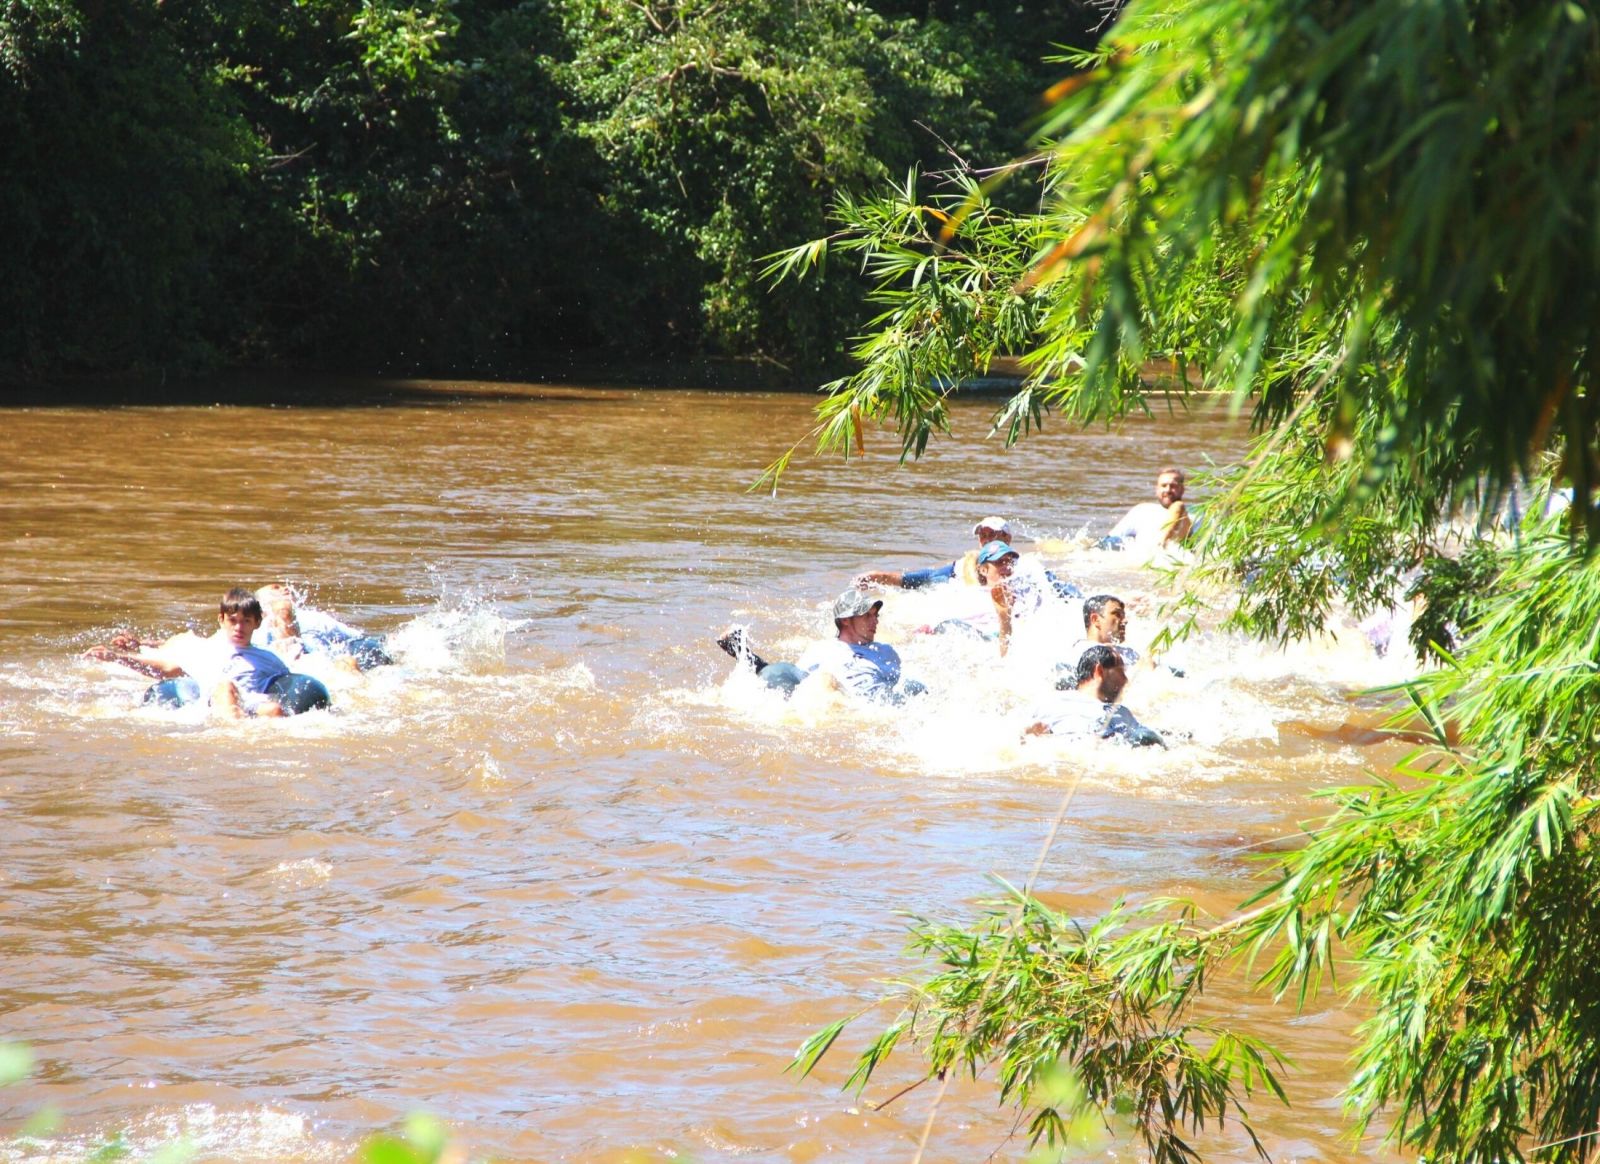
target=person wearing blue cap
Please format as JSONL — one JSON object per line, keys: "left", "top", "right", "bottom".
{"left": 975, "top": 540, "right": 1052, "bottom": 657}
{"left": 917, "top": 537, "right": 1076, "bottom": 649}
{"left": 854, "top": 516, "right": 1013, "bottom": 590}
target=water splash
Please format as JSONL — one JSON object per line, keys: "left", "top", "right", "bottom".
{"left": 692, "top": 551, "right": 1423, "bottom": 791}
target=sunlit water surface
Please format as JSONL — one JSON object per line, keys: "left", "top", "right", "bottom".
{"left": 0, "top": 385, "right": 1413, "bottom": 1162}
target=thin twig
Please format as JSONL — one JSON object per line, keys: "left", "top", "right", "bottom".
{"left": 908, "top": 762, "right": 1089, "bottom": 1164}
{"left": 866, "top": 1074, "right": 929, "bottom": 1112}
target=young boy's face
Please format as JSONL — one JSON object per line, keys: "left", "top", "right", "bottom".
{"left": 218, "top": 609, "right": 261, "bottom": 648}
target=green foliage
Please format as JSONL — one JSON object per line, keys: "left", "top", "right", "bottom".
{"left": 794, "top": 887, "right": 1285, "bottom": 1163}
{"left": 1405, "top": 539, "right": 1504, "bottom": 663}
{"left": 0, "top": 2, "right": 257, "bottom": 378}
{"left": 0, "top": 0, "right": 83, "bottom": 80}
{"left": 362, "top": 1113, "right": 450, "bottom": 1164}
{"left": 777, "top": 0, "right": 1598, "bottom": 540}
{"left": 1, "top": 0, "right": 1072, "bottom": 383}
{"left": 761, "top": 168, "right": 1057, "bottom": 481}
{"left": 779, "top": 2, "right": 1600, "bottom": 1161}
{"left": 541, "top": 0, "right": 1044, "bottom": 362}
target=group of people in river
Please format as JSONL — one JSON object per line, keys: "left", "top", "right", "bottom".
{"left": 716, "top": 467, "right": 1195, "bottom": 747}
{"left": 81, "top": 468, "right": 1193, "bottom": 735}
{"left": 84, "top": 583, "right": 389, "bottom": 719}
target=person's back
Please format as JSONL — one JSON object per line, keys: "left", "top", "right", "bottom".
{"left": 795, "top": 637, "right": 903, "bottom": 700}
{"left": 1027, "top": 686, "right": 1144, "bottom": 739}
{"left": 1024, "top": 645, "right": 1162, "bottom": 746}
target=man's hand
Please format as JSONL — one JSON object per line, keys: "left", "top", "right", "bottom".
{"left": 853, "top": 571, "right": 902, "bottom": 589}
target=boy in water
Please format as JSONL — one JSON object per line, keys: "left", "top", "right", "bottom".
{"left": 208, "top": 587, "right": 292, "bottom": 718}
{"left": 86, "top": 588, "right": 292, "bottom": 718}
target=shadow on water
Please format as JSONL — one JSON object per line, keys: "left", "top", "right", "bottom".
{"left": 0, "top": 361, "right": 830, "bottom": 408}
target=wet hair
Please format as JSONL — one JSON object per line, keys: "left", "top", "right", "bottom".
{"left": 1082, "top": 594, "right": 1123, "bottom": 631}
{"left": 1075, "top": 644, "right": 1123, "bottom": 686}
{"left": 1159, "top": 466, "right": 1185, "bottom": 483}
{"left": 219, "top": 586, "right": 263, "bottom": 621}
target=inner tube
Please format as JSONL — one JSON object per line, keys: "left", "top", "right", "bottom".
{"left": 143, "top": 677, "right": 203, "bottom": 708}
{"left": 141, "top": 672, "right": 331, "bottom": 715}
{"left": 264, "top": 672, "right": 332, "bottom": 715}
{"left": 759, "top": 662, "right": 810, "bottom": 697}
{"left": 345, "top": 635, "right": 391, "bottom": 670}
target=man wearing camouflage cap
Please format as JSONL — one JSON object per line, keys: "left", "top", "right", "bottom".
{"left": 795, "top": 589, "right": 923, "bottom": 702}
{"left": 715, "top": 589, "right": 925, "bottom": 702}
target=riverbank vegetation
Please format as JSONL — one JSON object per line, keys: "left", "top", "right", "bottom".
{"left": 0, "top": 0, "right": 1106, "bottom": 388}
{"left": 775, "top": 0, "right": 1600, "bottom": 1159}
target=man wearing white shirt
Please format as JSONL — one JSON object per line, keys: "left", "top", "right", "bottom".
{"left": 1106, "top": 467, "right": 1192, "bottom": 551}
{"left": 795, "top": 590, "right": 916, "bottom": 702}
{"left": 1024, "top": 645, "right": 1163, "bottom": 746}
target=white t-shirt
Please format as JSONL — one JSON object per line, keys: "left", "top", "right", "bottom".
{"left": 189, "top": 639, "right": 290, "bottom": 711}
{"left": 795, "top": 639, "right": 903, "bottom": 700}
{"left": 1109, "top": 501, "right": 1172, "bottom": 543}
{"left": 254, "top": 606, "right": 361, "bottom": 654}
{"left": 1028, "top": 689, "right": 1145, "bottom": 740}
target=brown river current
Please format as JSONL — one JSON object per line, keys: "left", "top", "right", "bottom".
{"left": 0, "top": 384, "right": 1415, "bottom": 1162}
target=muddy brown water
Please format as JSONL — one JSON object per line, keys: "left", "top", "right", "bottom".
{"left": 0, "top": 385, "right": 1412, "bottom": 1162}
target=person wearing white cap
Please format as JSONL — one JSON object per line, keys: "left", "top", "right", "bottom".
{"left": 853, "top": 517, "right": 1015, "bottom": 590}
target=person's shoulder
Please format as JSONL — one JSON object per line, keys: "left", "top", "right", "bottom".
{"left": 238, "top": 643, "right": 289, "bottom": 669}
{"left": 796, "top": 638, "right": 845, "bottom": 669}
{"left": 299, "top": 608, "right": 358, "bottom": 638}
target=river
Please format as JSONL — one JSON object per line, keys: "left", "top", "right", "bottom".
{"left": 0, "top": 383, "right": 1414, "bottom": 1162}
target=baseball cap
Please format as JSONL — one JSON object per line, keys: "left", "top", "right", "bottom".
{"left": 832, "top": 590, "right": 884, "bottom": 621}
{"left": 976, "top": 541, "right": 1019, "bottom": 565}
{"left": 973, "top": 516, "right": 1011, "bottom": 536}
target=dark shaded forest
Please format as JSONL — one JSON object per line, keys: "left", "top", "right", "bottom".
{"left": 0, "top": 0, "right": 1109, "bottom": 389}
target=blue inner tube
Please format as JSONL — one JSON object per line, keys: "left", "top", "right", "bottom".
{"left": 142, "top": 672, "right": 331, "bottom": 715}
{"left": 143, "top": 677, "right": 202, "bottom": 708}
{"left": 344, "top": 635, "right": 391, "bottom": 670}
{"left": 759, "top": 662, "right": 809, "bottom": 696}
{"left": 264, "top": 672, "right": 331, "bottom": 715}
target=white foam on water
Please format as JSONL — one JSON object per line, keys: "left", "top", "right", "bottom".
{"left": 691, "top": 553, "right": 1424, "bottom": 792}
{"left": 1, "top": 1104, "right": 342, "bottom": 1164}
{"left": 266, "top": 858, "right": 333, "bottom": 888}
{"left": 17, "top": 600, "right": 546, "bottom": 741}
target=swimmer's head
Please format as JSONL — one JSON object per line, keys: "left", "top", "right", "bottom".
{"left": 832, "top": 589, "right": 883, "bottom": 626}
{"left": 1082, "top": 594, "right": 1127, "bottom": 643}
{"left": 256, "top": 583, "right": 295, "bottom": 617}
{"left": 1074, "top": 644, "right": 1127, "bottom": 702}
{"left": 1157, "top": 467, "right": 1185, "bottom": 506}
{"left": 832, "top": 589, "right": 882, "bottom": 644}
{"left": 255, "top": 583, "right": 301, "bottom": 637}
{"left": 220, "top": 587, "right": 263, "bottom": 622}
{"left": 219, "top": 587, "right": 264, "bottom": 646}
{"left": 975, "top": 541, "right": 1019, "bottom": 584}
{"left": 972, "top": 516, "right": 1012, "bottom": 545}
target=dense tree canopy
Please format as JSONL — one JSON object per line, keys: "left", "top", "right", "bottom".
{"left": 0, "top": 0, "right": 1102, "bottom": 385}
{"left": 774, "top": 1, "right": 1600, "bottom": 1160}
